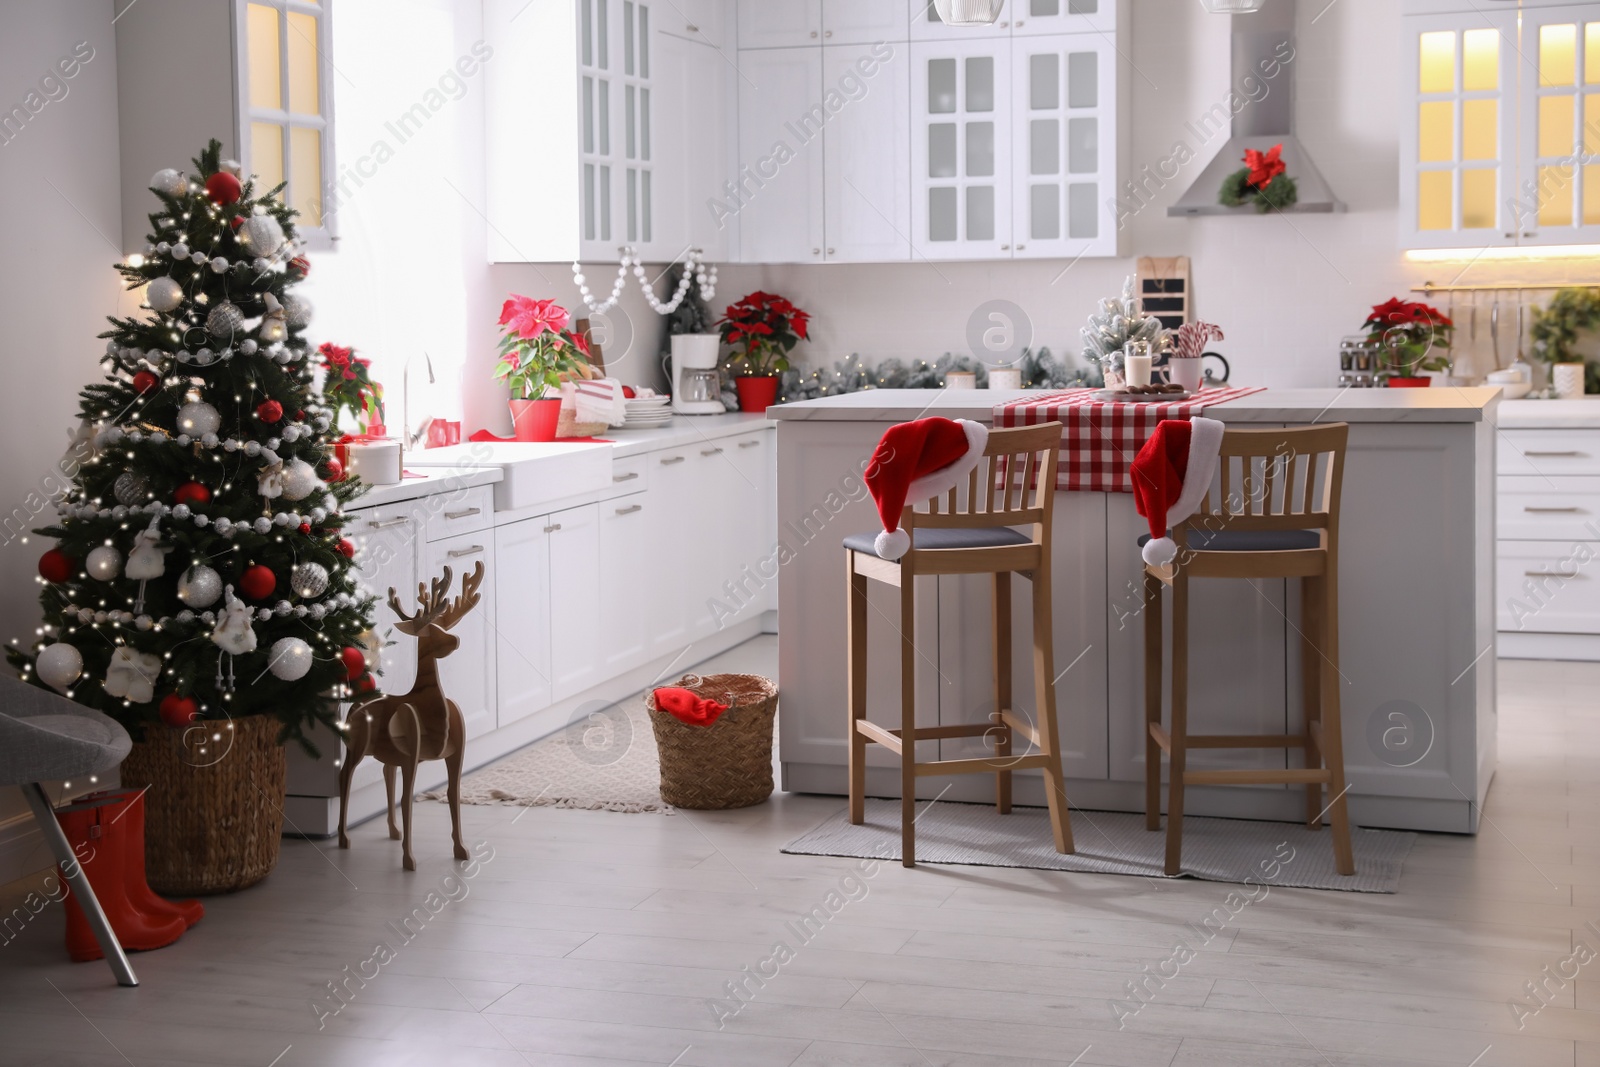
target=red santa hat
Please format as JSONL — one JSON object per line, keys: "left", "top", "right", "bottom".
{"left": 1131, "top": 416, "right": 1225, "bottom": 567}
{"left": 864, "top": 417, "right": 989, "bottom": 559}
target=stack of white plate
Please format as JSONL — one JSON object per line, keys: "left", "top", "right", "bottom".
{"left": 622, "top": 395, "right": 673, "bottom": 428}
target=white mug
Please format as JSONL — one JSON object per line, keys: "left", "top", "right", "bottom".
{"left": 1168, "top": 356, "right": 1203, "bottom": 391}
{"left": 986, "top": 367, "right": 1022, "bottom": 390}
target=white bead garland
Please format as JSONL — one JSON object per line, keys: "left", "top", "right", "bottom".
{"left": 571, "top": 246, "right": 717, "bottom": 317}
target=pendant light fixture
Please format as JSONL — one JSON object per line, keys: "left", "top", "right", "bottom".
{"left": 932, "top": 0, "right": 1006, "bottom": 27}
{"left": 1198, "top": 0, "right": 1267, "bottom": 11}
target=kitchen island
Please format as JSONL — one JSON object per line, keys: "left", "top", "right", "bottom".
{"left": 770, "top": 388, "right": 1500, "bottom": 833}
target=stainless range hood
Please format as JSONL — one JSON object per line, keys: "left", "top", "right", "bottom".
{"left": 1167, "top": 0, "right": 1345, "bottom": 217}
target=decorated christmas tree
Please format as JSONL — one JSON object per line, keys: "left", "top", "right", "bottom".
{"left": 1080, "top": 275, "right": 1165, "bottom": 377}
{"left": 8, "top": 140, "right": 376, "bottom": 752}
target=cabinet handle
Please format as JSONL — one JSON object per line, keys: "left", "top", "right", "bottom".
{"left": 543, "top": 523, "right": 561, "bottom": 533}
{"left": 738, "top": 439, "right": 761, "bottom": 448}
{"left": 812, "top": 247, "right": 821, "bottom": 255}
{"left": 660, "top": 455, "right": 686, "bottom": 465}
{"left": 613, "top": 471, "right": 639, "bottom": 482}
{"left": 444, "top": 507, "right": 481, "bottom": 519}
{"left": 1015, "top": 19, "right": 1024, "bottom": 26}
{"left": 809, "top": 30, "right": 818, "bottom": 38}
{"left": 1524, "top": 451, "right": 1582, "bottom": 457}
{"left": 1016, "top": 244, "right": 1025, "bottom": 250}
{"left": 701, "top": 447, "right": 724, "bottom": 456}
{"left": 447, "top": 544, "right": 485, "bottom": 558}
{"left": 824, "top": 29, "right": 833, "bottom": 37}
{"left": 1525, "top": 506, "right": 1582, "bottom": 513}
{"left": 999, "top": 20, "right": 1008, "bottom": 26}
{"left": 1523, "top": 231, "right": 1538, "bottom": 238}
{"left": 615, "top": 504, "right": 643, "bottom": 515}
{"left": 1504, "top": 232, "right": 1515, "bottom": 239}
{"left": 366, "top": 517, "right": 408, "bottom": 529}
{"left": 1526, "top": 569, "right": 1581, "bottom": 577}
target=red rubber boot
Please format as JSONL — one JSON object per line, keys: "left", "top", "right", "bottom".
{"left": 83, "top": 789, "right": 204, "bottom": 928}
{"left": 56, "top": 797, "right": 187, "bottom": 962}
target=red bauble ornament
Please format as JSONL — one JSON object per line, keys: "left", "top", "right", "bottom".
{"left": 38, "top": 548, "right": 74, "bottom": 583}
{"left": 174, "top": 482, "right": 211, "bottom": 506}
{"left": 295, "top": 410, "right": 306, "bottom": 421}
{"left": 204, "top": 171, "right": 242, "bottom": 206}
{"left": 159, "top": 693, "right": 199, "bottom": 727}
{"left": 298, "top": 523, "right": 312, "bottom": 535}
{"left": 239, "top": 564, "right": 276, "bottom": 600}
{"left": 289, "top": 256, "right": 311, "bottom": 277}
{"left": 356, "top": 674, "right": 376, "bottom": 693}
{"left": 256, "top": 400, "right": 284, "bottom": 423}
{"left": 132, "top": 370, "right": 159, "bottom": 394}
{"left": 336, "top": 538, "right": 355, "bottom": 559}
{"left": 339, "top": 646, "right": 366, "bottom": 681}
{"left": 323, "top": 457, "right": 345, "bottom": 482}
{"left": 230, "top": 216, "right": 245, "bottom": 230}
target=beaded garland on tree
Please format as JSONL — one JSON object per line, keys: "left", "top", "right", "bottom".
{"left": 7, "top": 141, "right": 378, "bottom": 752}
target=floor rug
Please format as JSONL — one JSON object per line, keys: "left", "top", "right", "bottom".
{"left": 783, "top": 799, "right": 1414, "bottom": 892}
{"left": 421, "top": 698, "right": 665, "bottom": 813}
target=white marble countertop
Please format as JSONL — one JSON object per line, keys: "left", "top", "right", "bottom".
{"left": 765, "top": 387, "right": 1503, "bottom": 424}
{"left": 1498, "top": 397, "right": 1600, "bottom": 428}
{"left": 401, "top": 413, "right": 773, "bottom": 467}
{"left": 348, "top": 464, "right": 501, "bottom": 510}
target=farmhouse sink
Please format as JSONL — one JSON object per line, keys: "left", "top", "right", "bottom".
{"left": 405, "top": 440, "right": 613, "bottom": 512}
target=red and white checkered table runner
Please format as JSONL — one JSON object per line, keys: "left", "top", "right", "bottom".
{"left": 994, "top": 386, "right": 1267, "bottom": 492}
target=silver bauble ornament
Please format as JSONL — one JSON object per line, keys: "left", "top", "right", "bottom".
{"left": 280, "top": 458, "right": 320, "bottom": 501}
{"left": 176, "top": 401, "right": 221, "bottom": 436}
{"left": 281, "top": 294, "right": 313, "bottom": 328}
{"left": 150, "top": 168, "right": 187, "bottom": 197}
{"left": 113, "top": 472, "right": 149, "bottom": 506}
{"left": 170, "top": 242, "right": 190, "bottom": 259}
{"left": 267, "top": 637, "right": 313, "bottom": 681}
{"left": 177, "top": 563, "right": 222, "bottom": 607}
{"left": 206, "top": 300, "right": 244, "bottom": 338}
{"left": 86, "top": 545, "right": 121, "bottom": 581}
{"left": 290, "top": 562, "right": 329, "bottom": 599}
{"left": 35, "top": 643, "right": 83, "bottom": 691}
{"left": 145, "top": 277, "right": 184, "bottom": 313}
{"left": 238, "top": 215, "right": 285, "bottom": 257}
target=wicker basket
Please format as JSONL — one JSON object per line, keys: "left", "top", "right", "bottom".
{"left": 647, "top": 673, "right": 777, "bottom": 809}
{"left": 120, "top": 714, "right": 288, "bottom": 895}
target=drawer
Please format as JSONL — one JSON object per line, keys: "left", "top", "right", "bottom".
{"left": 1497, "top": 539, "right": 1600, "bottom": 634}
{"left": 1498, "top": 476, "right": 1600, "bottom": 540}
{"left": 606, "top": 452, "right": 650, "bottom": 495}
{"left": 421, "top": 484, "right": 493, "bottom": 542}
{"left": 1498, "top": 429, "right": 1600, "bottom": 476}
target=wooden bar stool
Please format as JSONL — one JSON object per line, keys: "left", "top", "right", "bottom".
{"left": 843, "top": 422, "right": 1074, "bottom": 867}
{"left": 1142, "top": 423, "right": 1355, "bottom": 876}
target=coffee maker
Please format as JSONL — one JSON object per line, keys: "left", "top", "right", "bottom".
{"left": 669, "top": 334, "right": 726, "bottom": 415}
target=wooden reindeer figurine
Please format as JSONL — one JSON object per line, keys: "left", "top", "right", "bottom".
{"left": 337, "top": 562, "right": 484, "bottom": 871}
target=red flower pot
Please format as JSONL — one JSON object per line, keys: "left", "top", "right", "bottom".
{"left": 510, "top": 397, "right": 561, "bottom": 441}
{"left": 735, "top": 375, "right": 780, "bottom": 413}
{"left": 1386, "top": 376, "right": 1432, "bottom": 388}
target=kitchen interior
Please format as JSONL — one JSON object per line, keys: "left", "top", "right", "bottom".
{"left": 1, "top": 0, "right": 1599, "bottom": 1064}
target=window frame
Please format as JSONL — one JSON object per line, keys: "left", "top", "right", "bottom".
{"left": 232, "top": 0, "right": 338, "bottom": 250}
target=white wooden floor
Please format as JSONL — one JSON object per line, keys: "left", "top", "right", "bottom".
{"left": 1, "top": 640, "right": 1597, "bottom": 1066}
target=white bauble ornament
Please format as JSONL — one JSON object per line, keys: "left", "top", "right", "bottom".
{"left": 176, "top": 401, "right": 221, "bottom": 436}
{"left": 280, "top": 458, "right": 320, "bottom": 501}
{"left": 86, "top": 545, "right": 121, "bottom": 581}
{"left": 281, "top": 294, "right": 313, "bottom": 328}
{"left": 290, "top": 562, "right": 329, "bottom": 598}
{"left": 237, "top": 215, "right": 285, "bottom": 257}
{"left": 35, "top": 643, "right": 83, "bottom": 691}
{"left": 206, "top": 301, "right": 244, "bottom": 338}
{"left": 210, "top": 256, "right": 229, "bottom": 273}
{"left": 113, "top": 472, "right": 149, "bottom": 506}
{"left": 177, "top": 563, "right": 222, "bottom": 607}
{"left": 150, "top": 168, "right": 187, "bottom": 197}
{"left": 267, "top": 637, "right": 314, "bottom": 681}
{"left": 145, "top": 277, "right": 184, "bottom": 313}
{"left": 170, "top": 242, "right": 190, "bottom": 259}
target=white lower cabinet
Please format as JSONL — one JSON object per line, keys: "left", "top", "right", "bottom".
{"left": 600, "top": 492, "right": 652, "bottom": 672}
{"left": 349, "top": 506, "right": 421, "bottom": 697}
{"left": 550, "top": 503, "right": 604, "bottom": 701}
{"left": 1497, "top": 428, "right": 1600, "bottom": 656}
{"left": 494, "top": 517, "right": 554, "bottom": 728}
{"left": 424, "top": 532, "right": 497, "bottom": 739}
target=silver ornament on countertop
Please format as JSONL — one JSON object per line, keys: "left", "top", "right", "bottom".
{"left": 290, "top": 562, "right": 328, "bottom": 599}
{"left": 206, "top": 301, "right": 244, "bottom": 338}
{"left": 177, "top": 563, "right": 222, "bottom": 607}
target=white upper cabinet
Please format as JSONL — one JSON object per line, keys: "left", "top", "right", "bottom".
{"left": 738, "top": 0, "right": 824, "bottom": 48}
{"left": 660, "top": 0, "right": 730, "bottom": 47}
{"left": 909, "top": 0, "right": 1011, "bottom": 40}
{"left": 1400, "top": 2, "right": 1600, "bottom": 249}
{"left": 1011, "top": 0, "right": 1116, "bottom": 35}
{"left": 822, "top": 0, "right": 910, "bottom": 44}
{"left": 737, "top": 46, "right": 827, "bottom": 262}
{"left": 654, "top": 31, "right": 733, "bottom": 260}
{"left": 823, "top": 41, "right": 912, "bottom": 261}
{"left": 911, "top": 38, "right": 1014, "bottom": 258}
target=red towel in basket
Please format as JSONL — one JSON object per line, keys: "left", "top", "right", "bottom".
{"left": 653, "top": 687, "right": 729, "bottom": 727}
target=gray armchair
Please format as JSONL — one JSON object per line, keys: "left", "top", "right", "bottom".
{"left": 0, "top": 673, "right": 138, "bottom": 985}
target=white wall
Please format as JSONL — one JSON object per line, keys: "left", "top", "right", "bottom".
{"left": 0, "top": 0, "right": 127, "bottom": 877}
{"left": 714, "top": 0, "right": 1571, "bottom": 390}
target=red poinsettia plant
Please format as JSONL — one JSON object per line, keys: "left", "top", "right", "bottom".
{"left": 718, "top": 290, "right": 810, "bottom": 377}
{"left": 1219, "top": 142, "right": 1298, "bottom": 212}
{"left": 318, "top": 342, "right": 385, "bottom": 431}
{"left": 1363, "top": 298, "right": 1454, "bottom": 376}
{"left": 493, "top": 295, "right": 591, "bottom": 399}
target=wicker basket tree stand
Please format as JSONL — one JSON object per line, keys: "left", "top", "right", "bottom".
{"left": 647, "top": 674, "right": 777, "bottom": 809}
{"left": 120, "top": 714, "right": 288, "bottom": 895}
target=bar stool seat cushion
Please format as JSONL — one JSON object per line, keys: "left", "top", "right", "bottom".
{"left": 845, "top": 526, "right": 1032, "bottom": 555}
{"left": 1138, "top": 529, "right": 1320, "bottom": 553}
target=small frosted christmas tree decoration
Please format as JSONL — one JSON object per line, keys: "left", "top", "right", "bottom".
{"left": 1081, "top": 275, "right": 1165, "bottom": 380}
{"left": 9, "top": 140, "right": 376, "bottom": 752}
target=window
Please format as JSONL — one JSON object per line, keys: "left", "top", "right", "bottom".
{"left": 236, "top": 0, "right": 335, "bottom": 246}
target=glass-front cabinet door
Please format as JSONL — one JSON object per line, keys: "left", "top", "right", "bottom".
{"left": 1011, "top": 0, "right": 1115, "bottom": 36}
{"left": 1010, "top": 33, "right": 1116, "bottom": 259}
{"left": 911, "top": 39, "right": 1013, "bottom": 259}
{"left": 1517, "top": 4, "right": 1600, "bottom": 246}
{"left": 578, "top": 0, "right": 656, "bottom": 260}
{"left": 1398, "top": 11, "right": 1517, "bottom": 248}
